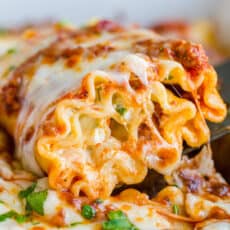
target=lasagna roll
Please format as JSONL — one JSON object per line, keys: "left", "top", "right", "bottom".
{"left": 0, "top": 21, "right": 226, "bottom": 199}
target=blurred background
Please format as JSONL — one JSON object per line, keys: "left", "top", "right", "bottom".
{"left": 0, "top": 0, "right": 224, "bottom": 26}
{"left": 0, "top": 0, "right": 229, "bottom": 64}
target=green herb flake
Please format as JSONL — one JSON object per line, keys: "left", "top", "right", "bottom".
{"left": 102, "top": 210, "right": 139, "bottom": 230}
{"left": 0, "top": 200, "right": 5, "bottom": 204}
{"left": 32, "top": 221, "right": 40, "bottom": 225}
{"left": 166, "top": 74, "right": 174, "bottom": 80}
{"left": 103, "top": 219, "right": 132, "bottom": 230}
{"left": 172, "top": 204, "right": 179, "bottom": 215}
{"left": 81, "top": 204, "right": 96, "bottom": 220}
{"left": 26, "top": 190, "right": 48, "bottom": 216}
{"left": 19, "top": 182, "right": 37, "bottom": 199}
{"left": 8, "top": 65, "right": 16, "bottom": 72}
{"left": 57, "top": 20, "right": 72, "bottom": 27}
{"left": 172, "top": 183, "right": 178, "bottom": 188}
{"left": 115, "top": 105, "right": 127, "bottom": 116}
{"left": 95, "top": 198, "right": 103, "bottom": 204}
{"left": 25, "top": 202, "right": 32, "bottom": 213}
{"left": 107, "top": 210, "right": 126, "bottom": 220}
{"left": 70, "top": 222, "right": 82, "bottom": 227}
{"left": 0, "top": 211, "right": 16, "bottom": 222}
{"left": 15, "top": 214, "right": 28, "bottom": 224}
{"left": 7, "top": 48, "right": 17, "bottom": 55}
{"left": 0, "top": 210, "right": 27, "bottom": 224}
{"left": 1, "top": 65, "right": 16, "bottom": 79}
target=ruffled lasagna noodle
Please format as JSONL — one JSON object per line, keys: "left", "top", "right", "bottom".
{"left": 0, "top": 20, "right": 226, "bottom": 199}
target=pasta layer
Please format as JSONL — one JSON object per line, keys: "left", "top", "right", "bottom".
{"left": 0, "top": 20, "right": 226, "bottom": 198}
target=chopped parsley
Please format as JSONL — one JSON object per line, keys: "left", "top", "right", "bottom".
{"left": 18, "top": 182, "right": 37, "bottom": 198}
{"left": 172, "top": 204, "right": 179, "bottom": 215}
{"left": 0, "top": 200, "right": 5, "bottom": 204}
{"left": 172, "top": 183, "right": 179, "bottom": 188}
{"left": 58, "top": 19, "right": 70, "bottom": 25}
{"left": 102, "top": 210, "right": 139, "bottom": 230}
{"left": 95, "top": 198, "right": 104, "bottom": 204}
{"left": 7, "top": 48, "right": 17, "bottom": 55}
{"left": 0, "top": 184, "right": 48, "bottom": 224}
{"left": 57, "top": 19, "right": 73, "bottom": 28}
{"left": 115, "top": 105, "right": 127, "bottom": 116}
{"left": 14, "top": 214, "right": 28, "bottom": 224}
{"left": 166, "top": 74, "right": 174, "bottom": 80}
{"left": 26, "top": 190, "right": 48, "bottom": 216}
{"left": 107, "top": 210, "right": 125, "bottom": 220}
{"left": 81, "top": 204, "right": 96, "bottom": 220}
{"left": 19, "top": 183, "right": 48, "bottom": 216}
{"left": 0, "top": 210, "right": 28, "bottom": 224}
{"left": 70, "top": 222, "right": 82, "bottom": 227}
{"left": 8, "top": 65, "right": 16, "bottom": 72}
{"left": 32, "top": 221, "right": 40, "bottom": 225}
{"left": 0, "top": 211, "right": 16, "bottom": 222}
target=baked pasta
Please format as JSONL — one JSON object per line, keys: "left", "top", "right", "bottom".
{"left": 0, "top": 133, "right": 228, "bottom": 229}
{"left": 0, "top": 20, "right": 228, "bottom": 230}
{"left": 0, "top": 20, "right": 226, "bottom": 200}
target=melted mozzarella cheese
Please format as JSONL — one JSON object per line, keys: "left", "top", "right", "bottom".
{"left": 200, "top": 221, "right": 230, "bottom": 230}
{"left": 122, "top": 54, "right": 150, "bottom": 85}
{"left": 16, "top": 45, "right": 153, "bottom": 175}
{"left": 186, "top": 193, "right": 230, "bottom": 220}
{"left": 0, "top": 38, "right": 17, "bottom": 56}
{"left": 0, "top": 175, "right": 192, "bottom": 230}
{"left": 0, "top": 34, "right": 57, "bottom": 87}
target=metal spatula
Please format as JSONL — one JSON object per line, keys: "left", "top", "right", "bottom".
{"left": 184, "top": 60, "right": 230, "bottom": 154}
